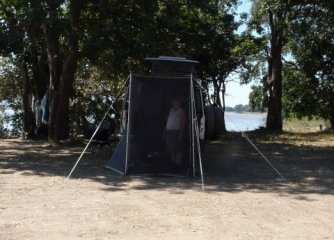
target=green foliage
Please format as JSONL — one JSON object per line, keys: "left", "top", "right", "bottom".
{"left": 0, "top": 57, "right": 22, "bottom": 137}
{"left": 0, "top": 58, "right": 22, "bottom": 102}
{"left": 248, "top": 0, "right": 334, "bottom": 129}
{"left": 70, "top": 62, "right": 125, "bottom": 136}
{"left": 225, "top": 104, "right": 249, "bottom": 112}
{"left": 0, "top": 104, "right": 10, "bottom": 138}
{"left": 1, "top": 0, "right": 331, "bottom": 136}
{"left": 283, "top": 116, "right": 330, "bottom": 132}
{"left": 83, "top": 0, "right": 255, "bottom": 107}
{"left": 284, "top": 2, "right": 334, "bottom": 128}
{"left": 248, "top": 85, "right": 266, "bottom": 112}
{"left": 234, "top": 104, "right": 249, "bottom": 113}
{"left": 282, "top": 67, "right": 317, "bottom": 119}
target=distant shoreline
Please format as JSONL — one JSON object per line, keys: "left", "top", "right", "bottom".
{"left": 225, "top": 111, "right": 266, "bottom": 132}
{"left": 225, "top": 111, "right": 267, "bottom": 114}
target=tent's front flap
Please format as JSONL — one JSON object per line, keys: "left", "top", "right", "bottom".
{"left": 105, "top": 136, "right": 127, "bottom": 174}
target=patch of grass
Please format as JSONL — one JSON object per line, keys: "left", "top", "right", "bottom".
{"left": 283, "top": 117, "right": 330, "bottom": 133}
{"left": 247, "top": 130, "right": 334, "bottom": 148}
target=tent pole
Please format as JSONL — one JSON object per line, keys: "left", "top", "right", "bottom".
{"left": 120, "top": 83, "right": 129, "bottom": 134}
{"left": 188, "top": 89, "right": 193, "bottom": 175}
{"left": 64, "top": 76, "right": 128, "bottom": 184}
{"left": 190, "top": 75, "right": 196, "bottom": 177}
{"left": 191, "top": 74, "right": 205, "bottom": 191}
{"left": 124, "top": 72, "right": 133, "bottom": 175}
{"left": 194, "top": 112, "right": 205, "bottom": 191}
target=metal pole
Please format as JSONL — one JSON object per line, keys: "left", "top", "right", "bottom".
{"left": 191, "top": 74, "right": 205, "bottom": 191}
{"left": 194, "top": 112, "right": 205, "bottom": 191}
{"left": 124, "top": 73, "right": 133, "bottom": 175}
{"left": 242, "top": 132, "right": 286, "bottom": 180}
{"left": 224, "top": 113, "right": 286, "bottom": 181}
{"left": 188, "top": 89, "right": 192, "bottom": 174}
{"left": 64, "top": 77, "right": 128, "bottom": 184}
{"left": 190, "top": 75, "right": 196, "bottom": 177}
{"left": 120, "top": 85, "right": 129, "bottom": 134}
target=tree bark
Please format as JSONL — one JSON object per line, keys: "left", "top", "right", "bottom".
{"left": 328, "top": 97, "right": 334, "bottom": 130}
{"left": 221, "top": 80, "right": 227, "bottom": 132}
{"left": 55, "top": 55, "right": 76, "bottom": 140}
{"left": 211, "top": 77, "right": 227, "bottom": 133}
{"left": 212, "top": 78, "right": 222, "bottom": 107}
{"left": 222, "top": 80, "right": 226, "bottom": 111}
{"left": 329, "top": 111, "right": 334, "bottom": 130}
{"left": 43, "top": 6, "right": 62, "bottom": 141}
{"left": 21, "top": 62, "right": 35, "bottom": 139}
{"left": 44, "top": 0, "right": 82, "bottom": 142}
{"left": 266, "top": 10, "right": 283, "bottom": 130}
{"left": 55, "top": 0, "right": 82, "bottom": 141}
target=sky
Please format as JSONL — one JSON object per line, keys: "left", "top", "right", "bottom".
{"left": 225, "top": 0, "right": 253, "bottom": 108}
{"left": 225, "top": 80, "right": 252, "bottom": 107}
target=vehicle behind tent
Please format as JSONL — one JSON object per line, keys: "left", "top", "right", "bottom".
{"left": 106, "top": 56, "right": 205, "bottom": 176}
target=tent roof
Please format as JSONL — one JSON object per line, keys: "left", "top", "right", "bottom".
{"left": 133, "top": 74, "right": 191, "bottom": 80}
{"left": 145, "top": 56, "right": 199, "bottom": 64}
{"left": 145, "top": 56, "right": 199, "bottom": 76}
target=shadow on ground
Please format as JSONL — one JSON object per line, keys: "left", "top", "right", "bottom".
{"left": 1, "top": 132, "right": 333, "bottom": 197}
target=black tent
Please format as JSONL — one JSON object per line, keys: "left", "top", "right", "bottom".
{"left": 64, "top": 57, "right": 205, "bottom": 188}
{"left": 106, "top": 73, "right": 204, "bottom": 177}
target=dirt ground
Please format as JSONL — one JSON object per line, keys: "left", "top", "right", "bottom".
{"left": 1, "top": 132, "right": 334, "bottom": 240}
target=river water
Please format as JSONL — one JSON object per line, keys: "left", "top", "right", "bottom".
{"left": 1, "top": 109, "right": 266, "bottom": 132}
{"left": 225, "top": 112, "right": 267, "bottom": 132}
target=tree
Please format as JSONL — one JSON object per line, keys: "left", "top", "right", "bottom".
{"left": 235, "top": 104, "right": 247, "bottom": 112}
{"left": 0, "top": 0, "right": 260, "bottom": 139}
{"left": 250, "top": 0, "right": 292, "bottom": 130}
{"left": 249, "top": 85, "right": 266, "bottom": 112}
{"left": 0, "top": 58, "right": 22, "bottom": 137}
{"left": 41, "top": 0, "right": 83, "bottom": 141}
{"left": 0, "top": 1, "right": 48, "bottom": 138}
{"left": 0, "top": 0, "right": 86, "bottom": 141}
{"left": 284, "top": 2, "right": 334, "bottom": 128}
{"left": 80, "top": 0, "right": 250, "bottom": 133}
{"left": 177, "top": 1, "right": 260, "bottom": 132}
{"left": 250, "top": 0, "right": 334, "bottom": 130}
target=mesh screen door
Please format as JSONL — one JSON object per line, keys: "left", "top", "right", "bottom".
{"left": 126, "top": 75, "right": 193, "bottom": 175}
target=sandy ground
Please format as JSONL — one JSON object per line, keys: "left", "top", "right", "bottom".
{"left": 1, "top": 132, "right": 334, "bottom": 240}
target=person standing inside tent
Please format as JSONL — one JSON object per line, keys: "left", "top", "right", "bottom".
{"left": 165, "top": 96, "right": 186, "bottom": 166}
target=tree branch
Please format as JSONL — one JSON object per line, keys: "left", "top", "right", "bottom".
{"left": 282, "top": 56, "right": 299, "bottom": 70}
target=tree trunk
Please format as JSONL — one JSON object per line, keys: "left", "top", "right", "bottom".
{"left": 55, "top": 56, "right": 76, "bottom": 140}
{"left": 212, "top": 77, "right": 226, "bottom": 133}
{"left": 44, "top": 0, "right": 82, "bottom": 142}
{"left": 44, "top": 10, "right": 61, "bottom": 141}
{"left": 266, "top": 10, "right": 283, "bottom": 131}
{"left": 221, "top": 80, "right": 226, "bottom": 132}
{"left": 329, "top": 112, "right": 334, "bottom": 130}
{"left": 21, "top": 62, "right": 35, "bottom": 139}
{"left": 32, "top": 52, "right": 48, "bottom": 99}
{"left": 54, "top": 0, "right": 82, "bottom": 141}
{"left": 328, "top": 98, "right": 334, "bottom": 130}
{"left": 212, "top": 78, "right": 222, "bottom": 107}
{"left": 222, "top": 80, "right": 226, "bottom": 111}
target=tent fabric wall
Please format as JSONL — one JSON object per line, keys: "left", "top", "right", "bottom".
{"left": 106, "top": 74, "right": 202, "bottom": 176}
{"left": 105, "top": 136, "right": 127, "bottom": 174}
